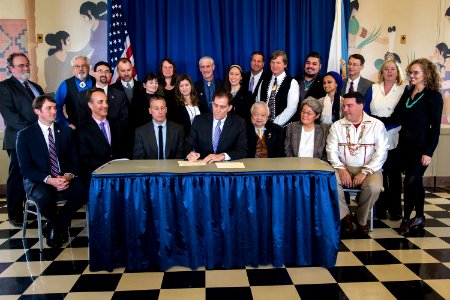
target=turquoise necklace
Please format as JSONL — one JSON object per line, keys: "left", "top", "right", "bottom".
{"left": 304, "top": 80, "right": 313, "bottom": 90}
{"left": 405, "top": 92, "right": 424, "bottom": 109}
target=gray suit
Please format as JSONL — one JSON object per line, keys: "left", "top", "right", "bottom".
{"left": 284, "top": 122, "right": 329, "bottom": 161}
{"left": 341, "top": 77, "right": 373, "bottom": 97}
{"left": 133, "top": 120, "right": 185, "bottom": 159}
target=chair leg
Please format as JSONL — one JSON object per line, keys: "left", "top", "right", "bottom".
{"left": 369, "top": 207, "right": 374, "bottom": 232}
{"left": 22, "top": 201, "right": 29, "bottom": 239}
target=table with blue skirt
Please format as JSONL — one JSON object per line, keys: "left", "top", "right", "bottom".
{"left": 88, "top": 157, "right": 340, "bottom": 271}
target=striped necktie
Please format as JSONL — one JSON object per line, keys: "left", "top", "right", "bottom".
{"left": 48, "top": 128, "right": 60, "bottom": 177}
{"left": 212, "top": 120, "right": 222, "bottom": 154}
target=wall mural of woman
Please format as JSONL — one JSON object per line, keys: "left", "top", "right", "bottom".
{"left": 79, "top": 1, "right": 107, "bottom": 66}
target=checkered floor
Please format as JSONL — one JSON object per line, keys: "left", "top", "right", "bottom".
{"left": 0, "top": 189, "right": 450, "bottom": 300}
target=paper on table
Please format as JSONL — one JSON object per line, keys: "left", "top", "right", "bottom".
{"left": 215, "top": 162, "right": 245, "bottom": 168}
{"left": 178, "top": 161, "right": 207, "bottom": 166}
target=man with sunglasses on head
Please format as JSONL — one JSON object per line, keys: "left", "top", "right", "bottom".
{"left": 0, "top": 52, "right": 44, "bottom": 227}
{"left": 54, "top": 55, "right": 95, "bottom": 129}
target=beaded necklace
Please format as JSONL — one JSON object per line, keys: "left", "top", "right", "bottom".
{"left": 345, "top": 124, "right": 366, "bottom": 156}
{"left": 405, "top": 93, "right": 424, "bottom": 109}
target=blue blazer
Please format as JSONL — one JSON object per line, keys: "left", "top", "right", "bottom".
{"left": 16, "top": 122, "right": 79, "bottom": 182}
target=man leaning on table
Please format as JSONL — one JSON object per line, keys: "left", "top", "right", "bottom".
{"left": 326, "top": 92, "right": 388, "bottom": 235}
{"left": 133, "top": 95, "right": 185, "bottom": 159}
{"left": 187, "top": 89, "right": 248, "bottom": 163}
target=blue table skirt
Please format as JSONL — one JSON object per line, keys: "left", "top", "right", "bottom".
{"left": 89, "top": 170, "right": 340, "bottom": 271}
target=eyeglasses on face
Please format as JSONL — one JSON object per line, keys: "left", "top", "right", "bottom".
{"left": 301, "top": 110, "right": 316, "bottom": 117}
{"left": 13, "top": 63, "right": 31, "bottom": 69}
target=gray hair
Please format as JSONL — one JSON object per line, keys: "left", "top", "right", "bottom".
{"left": 71, "top": 55, "right": 90, "bottom": 67}
{"left": 251, "top": 101, "right": 270, "bottom": 115}
{"left": 199, "top": 56, "right": 214, "bottom": 66}
{"left": 301, "top": 96, "right": 322, "bottom": 116}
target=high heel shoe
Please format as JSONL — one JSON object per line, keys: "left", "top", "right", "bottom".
{"left": 409, "top": 216, "right": 425, "bottom": 230}
{"left": 399, "top": 219, "right": 410, "bottom": 236}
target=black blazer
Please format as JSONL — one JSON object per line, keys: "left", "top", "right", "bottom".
{"left": 77, "top": 86, "right": 129, "bottom": 126}
{"left": 188, "top": 113, "right": 247, "bottom": 160}
{"left": 77, "top": 117, "right": 127, "bottom": 177}
{"left": 231, "top": 88, "right": 253, "bottom": 123}
{"left": 194, "top": 78, "right": 224, "bottom": 112}
{"left": 16, "top": 122, "right": 78, "bottom": 182}
{"left": 296, "top": 74, "right": 326, "bottom": 100}
{"left": 0, "top": 76, "right": 44, "bottom": 149}
{"left": 111, "top": 80, "right": 148, "bottom": 128}
{"left": 168, "top": 101, "right": 208, "bottom": 138}
{"left": 242, "top": 71, "right": 270, "bottom": 102}
{"left": 246, "top": 121, "right": 285, "bottom": 158}
{"left": 133, "top": 120, "right": 185, "bottom": 159}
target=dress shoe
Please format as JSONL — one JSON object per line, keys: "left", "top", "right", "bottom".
{"left": 341, "top": 214, "right": 353, "bottom": 234}
{"left": 409, "top": 216, "right": 425, "bottom": 230}
{"left": 46, "top": 226, "right": 62, "bottom": 248}
{"left": 356, "top": 223, "right": 369, "bottom": 234}
{"left": 9, "top": 219, "right": 23, "bottom": 228}
{"left": 60, "top": 227, "right": 70, "bottom": 244}
{"left": 399, "top": 219, "right": 410, "bottom": 236}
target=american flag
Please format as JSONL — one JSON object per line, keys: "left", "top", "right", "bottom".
{"left": 108, "top": 0, "right": 137, "bottom": 82}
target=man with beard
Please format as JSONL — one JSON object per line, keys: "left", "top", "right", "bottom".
{"left": 77, "top": 61, "right": 128, "bottom": 126}
{"left": 0, "top": 52, "right": 44, "bottom": 227}
{"left": 54, "top": 55, "right": 95, "bottom": 129}
{"left": 296, "top": 52, "right": 326, "bottom": 102}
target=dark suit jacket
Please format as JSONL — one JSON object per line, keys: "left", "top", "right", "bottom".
{"left": 168, "top": 101, "right": 208, "bottom": 138}
{"left": 77, "top": 86, "right": 128, "bottom": 126}
{"left": 284, "top": 122, "right": 329, "bottom": 160}
{"left": 133, "top": 120, "right": 185, "bottom": 159}
{"left": 0, "top": 76, "right": 44, "bottom": 150}
{"left": 341, "top": 77, "right": 373, "bottom": 97}
{"left": 111, "top": 80, "right": 148, "bottom": 128}
{"left": 16, "top": 122, "right": 79, "bottom": 182}
{"left": 77, "top": 117, "right": 127, "bottom": 177}
{"left": 246, "top": 121, "right": 285, "bottom": 158}
{"left": 231, "top": 88, "right": 253, "bottom": 123}
{"left": 242, "top": 71, "right": 270, "bottom": 102}
{"left": 194, "top": 78, "right": 224, "bottom": 112}
{"left": 188, "top": 113, "right": 247, "bottom": 160}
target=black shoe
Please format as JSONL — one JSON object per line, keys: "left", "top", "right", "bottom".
{"left": 409, "top": 216, "right": 425, "bottom": 230}
{"left": 46, "top": 226, "right": 62, "bottom": 248}
{"left": 9, "top": 219, "right": 23, "bottom": 228}
{"left": 60, "top": 227, "right": 70, "bottom": 244}
{"left": 399, "top": 219, "right": 410, "bottom": 236}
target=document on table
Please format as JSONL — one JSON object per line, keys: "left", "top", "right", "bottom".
{"left": 178, "top": 161, "right": 207, "bottom": 166}
{"left": 215, "top": 162, "right": 245, "bottom": 168}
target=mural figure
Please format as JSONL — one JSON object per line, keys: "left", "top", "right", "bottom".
{"left": 430, "top": 42, "right": 450, "bottom": 124}
{"left": 44, "top": 31, "right": 91, "bottom": 93}
{"left": 79, "top": 1, "right": 107, "bottom": 66}
{"left": 348, "top": 0, "right": 388, "bottom": 55}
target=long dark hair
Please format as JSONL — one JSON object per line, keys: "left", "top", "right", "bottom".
{"left": 174, "top": 73, "right": 199, "bottom": 106}
{"left": 80, "top": 1, "right": 107, "bottom": 20}
{"left": 157, "top": 58, "right": 178, "bottom": 88}
{"left": 45, "top": 31, "right": 70, "bottom": 56}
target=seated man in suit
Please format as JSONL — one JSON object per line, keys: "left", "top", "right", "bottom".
{"left": 16, "top": 95, "right": 87, "bottom": 248}
{"left": 187, "top": 89, "right": 248, "bottom": 163}
{"left": 77, "top": 88, "right": 127, "bottom": 184}
{"left": 77, "top": 61, "right": 128, "bottom": 126}
{"left": 246, "top": 102, "right": 284, "bottom": 158}
{"left": 133, "top": 95, "right": 185, "bottom": 159}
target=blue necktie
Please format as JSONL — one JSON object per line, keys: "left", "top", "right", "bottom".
{"left": 249, "top": 76, "right": 255, "bottom": 92}
{"left": 158, "top": 125, "right": 164, "bottom": 159}
{"left": 99, "top": 122, "right": 109, "bottom": 144}
{"left": 212, "top": 120, "right": 222, "bottom": 154}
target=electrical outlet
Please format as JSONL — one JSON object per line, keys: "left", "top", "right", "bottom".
{"left": 36, "top": 34, "right": 43, "bottom": 43}
{"left": 400, "top": 35, "right": 406, "bottom": 44}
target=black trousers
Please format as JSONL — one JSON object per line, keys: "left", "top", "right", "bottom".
{"left": 375, "top": 148, "right": 402, "bottom": 217}
{"left": 6, "top": 149, "right": 26, "bottom": 221}
{"left": 23, "top": 178, "right": 88, "bottom": 228}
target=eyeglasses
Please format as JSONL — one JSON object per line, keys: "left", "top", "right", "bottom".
{"left": 73, "top": 64, "right": 89, "bottom": 69}
{"left": 408, "top": 71, "right": 422, "bottom": 75}
{"left": 96, "top": 69, "right": 111, "bottom": 74}
{"left": 301, "top": 110, "right": 316, "bottom": 117}
{"left": 13, "top": 63, "right": 31, "bottom": 69}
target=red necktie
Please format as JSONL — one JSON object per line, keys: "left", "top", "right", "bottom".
{"left": 349, "top": 81, "right": 354, "bottom": 93}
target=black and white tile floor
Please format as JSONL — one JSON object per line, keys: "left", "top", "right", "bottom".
{"left": 0, "top": 189, "right": 449, "bottom": 299}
